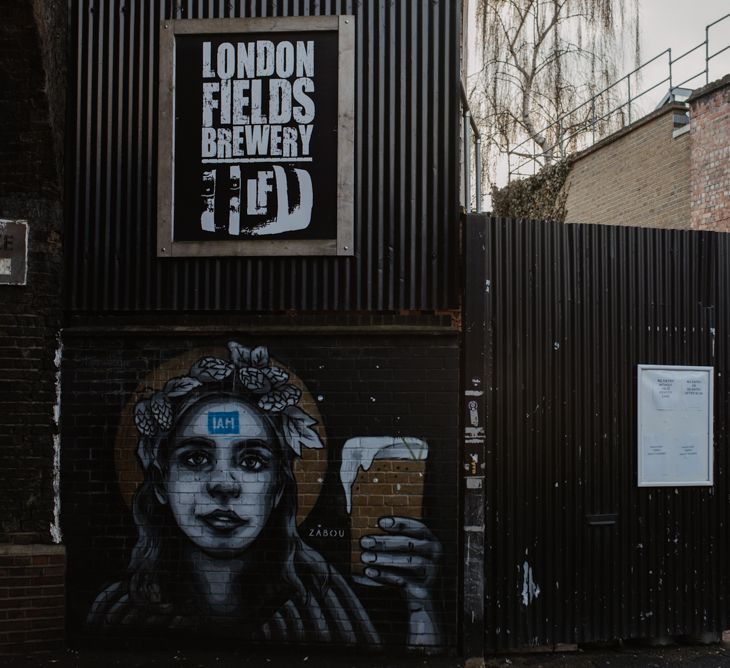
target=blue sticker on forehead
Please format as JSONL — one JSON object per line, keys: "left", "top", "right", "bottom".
{"left": 207, "top": 411, "right": 240, "bottom": 435}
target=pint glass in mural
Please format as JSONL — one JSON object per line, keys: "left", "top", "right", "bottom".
{"left": 340, "top": 437, "right": 428, "bottom": 579}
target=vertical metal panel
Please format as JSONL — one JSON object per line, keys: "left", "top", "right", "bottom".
{"left": 66, "top": 0, "right": 460, "bottom": 312}
{"left": 461, "top": 214, "right": 488, "bottom": 660}
{"left": 472, "top": 215, "right": 727, "bottom": 649}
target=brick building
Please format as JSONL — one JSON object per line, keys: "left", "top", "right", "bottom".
{"left": 689, "top": 75, "right": 730, "bottom": 231}
{"left": 0, "top": 0, "right": 66, "bottom": 654}
{"left": 563, "top": 75, "right": 730, "bottom": 231}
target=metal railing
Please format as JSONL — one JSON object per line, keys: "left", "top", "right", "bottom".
{"left": 506, "top": 13, "right": 730, "bottom": 182}
{"left": 461, "top": 80, "right": 483, "bottom": 213}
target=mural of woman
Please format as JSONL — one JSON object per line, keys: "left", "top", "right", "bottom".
{"left": 88, "top": 342, "right": 442, "bottom": 647}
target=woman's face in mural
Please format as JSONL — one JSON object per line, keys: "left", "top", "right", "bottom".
{"left": 161, "top": 396, "right": 283, "bottom": 556}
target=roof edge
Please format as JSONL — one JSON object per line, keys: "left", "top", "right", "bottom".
{"left": 571, "top": 102, "right": 688, "bottom": 164}
{"left": 687, "top": 73, "right": 730, "bottom": 104}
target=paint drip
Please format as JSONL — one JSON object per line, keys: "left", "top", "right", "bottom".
{"left": 340, "top": 436, "right": 428, "bottom": 514}
{"left": 521, "top": 561, "right": 540, "bottom": 606}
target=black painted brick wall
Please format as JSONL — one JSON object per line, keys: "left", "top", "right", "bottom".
{"left": 0, "top": 545, "right": 65, "bottom": 654}
{"left": 0, "top": 0, "right": 59, "bottom": 198}
{"left": 61, "top": 334, "right": 459, "bottom": 650}
{"left": 0, "top": 0, "right": 63, "bottom": 544}
{"left": 0, "top": 1, "right": 66, "bottom": 655}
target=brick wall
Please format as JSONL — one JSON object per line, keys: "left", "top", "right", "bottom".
{"left": 689, "top": 75, "right": 730, "bottom": 231}
{"left": 0, "top": 545, "right": 65, "bottom": 654}
{"left": 0, "top": 0, "right": 64, "bottom": 541}
{"left": 563, "top": 105, "right": 691, "bottom": 229}
{"left": 61, "top": 334, "right": 459, "bottom": 650}
{"left": 0, "top": 0, "right": 66, "bottom": 655}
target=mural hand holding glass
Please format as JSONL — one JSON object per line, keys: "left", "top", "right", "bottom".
{"left": 341, "top": 436, "right": 442, "bottom": 644}
{"left": 89, "top": 343, "right": 442, "bottom": 647}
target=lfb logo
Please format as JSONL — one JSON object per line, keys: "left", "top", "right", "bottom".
{"left": 207, "top": 411, "right": 240, "bottom": 435}
{"left": 201, "top": 165, "right": 313, "bottom": 236}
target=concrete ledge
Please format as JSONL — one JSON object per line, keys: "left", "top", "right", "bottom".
{"left": 687, "top": 74, "right": 730, "bottom": 104}
{"left": 0, "top": 543, "right": 65, "bottom": 557}
{"left": 571, "top": 102, "right": 688, "bottom": 164}
{"left": 464, "top": 658, "right": 485, "bottom": 668}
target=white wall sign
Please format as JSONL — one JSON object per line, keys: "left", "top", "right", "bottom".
{"left": 0, "top": 219, "right": 28, "bottom": 286}
{"left": 637, "top": 364, "right": 713, "bottom": 487}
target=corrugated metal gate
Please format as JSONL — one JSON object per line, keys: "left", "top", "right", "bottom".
{"left": 465, "top": 215, "right": 730, "bottom": 650}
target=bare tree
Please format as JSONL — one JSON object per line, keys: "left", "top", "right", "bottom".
{"left": 470, "top": 0, "right": 640, "bottom": 187}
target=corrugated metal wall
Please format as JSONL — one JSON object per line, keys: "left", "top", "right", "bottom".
{"left": 470, "top": 216, "right": 730, "bottom": 649}
{"left": 66, "top": 0, "right": 461, "bottom": 313}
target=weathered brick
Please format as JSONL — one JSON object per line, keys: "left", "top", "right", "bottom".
{"left": 563, "top": 92, "right": 728, "bottom": 231}
{"left": 0, "top": 0, "right": 64, "bottom": 553}
{"left": 0, "top": 0, "right": 65, "bottom": 654}
{"left": 689, "top": 77, "right": 730, "bottom": 231}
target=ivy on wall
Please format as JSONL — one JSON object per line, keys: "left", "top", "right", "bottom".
{"left": 490, "top": 159, "right": 573, "bottom": 222}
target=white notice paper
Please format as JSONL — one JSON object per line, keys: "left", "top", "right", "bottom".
{"left": 638, "top": 365, "right": 713, "bottom": 487}
{"left": 652, "top": 375, "right": 681, "bottom": 410}
{"left": 682, "top": 377, "right": 707, "bottom": 410}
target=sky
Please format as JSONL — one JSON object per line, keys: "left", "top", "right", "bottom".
{"left": 467, "top": 1, "right": 730, "bottom": 94}
{"left": 639, "top": 0, "right": 730, "bottom": 93}
{"left": 641, "top": 0, "right": 729, "bottom": 72}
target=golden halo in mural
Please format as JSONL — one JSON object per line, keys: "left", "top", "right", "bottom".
{"left": 113, "top": 345, "right": 327, "bottom": 527}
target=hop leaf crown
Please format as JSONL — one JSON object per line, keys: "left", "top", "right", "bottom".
{"left": 134, "top": 342, "right": 324, "bottom": 470}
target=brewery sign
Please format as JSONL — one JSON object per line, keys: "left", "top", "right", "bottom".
{"left": 157, "top": 16, "right": 354, "bottom": 257}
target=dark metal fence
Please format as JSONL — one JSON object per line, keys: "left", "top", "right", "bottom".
{"left": 466, "top": 215, "right": 730, "bottom": 649}
{"left": 66, "top": 0, "right": 461, "bottom": 313}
